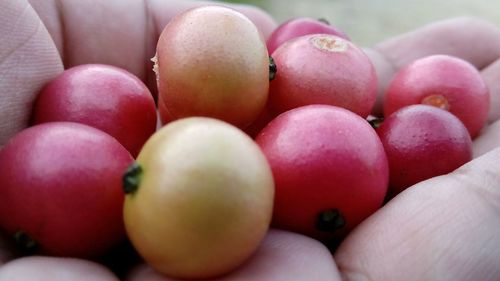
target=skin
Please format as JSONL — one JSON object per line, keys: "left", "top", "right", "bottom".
{"left": 0, "top": 256, "right": 120, "bottom": 281}
{"left": 1, "top": 1, "right": 500, "bottom": 280}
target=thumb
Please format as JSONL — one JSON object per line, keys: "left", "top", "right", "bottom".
{"left": 334, "top": 147, "right": 500, "bottom": 281}
{"left": 125, "top": 229, "right": 341, "bottom": 281}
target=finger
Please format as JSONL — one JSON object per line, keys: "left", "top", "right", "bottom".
{"left": 0, "top": 0, "right": 62, "bottom": 147}
{"left": 125, "top": 229, "right": 341, "bottom": 281}
{"left": 28, "top": 0, "right": 152, "bottom": 81}
{"left": 0, "top": 256, "right": 120, "bottom": 281}
{"left": 481, "top": 58, "right": 500, "bottom": 122}
{"left": 27, "top": 0, "right": 277, "bottom": 88}
{"left": 362, "top": 47, "right": 396, "bottom": 117}
{"left": 473, "top": 119, "right": 500, "bottom": 157}
{"left": 334, "top": 147, "right": 500, "bottom": 281}
{"left": 375, "top": 17, "right": 500, "bottom": 70}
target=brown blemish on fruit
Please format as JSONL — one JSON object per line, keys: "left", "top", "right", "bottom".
{"left": 310, "top": 35, "right": 348, "bottom": 52}
{"left": 421, "top": 94, "right": 450, "bottom": 110}
{"left": 151, "top": 54, "right": 160, "bottom": 89}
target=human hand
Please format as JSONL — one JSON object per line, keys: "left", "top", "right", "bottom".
{"left": 0, "top": 0, "right": 276, "bottom": 148}
{"left": 1, "top": 1, "right": 500, "bottom": 281}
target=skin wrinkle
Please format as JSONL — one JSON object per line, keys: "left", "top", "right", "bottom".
{"left": 54, "top": 0, "right": 68, "bottom": 67}
{"left": 433, "top": 206, "right": 499, "bottom": 280}
{"left": 24, "top": 0, "right": 277, "bottom": 93}
{"left": 0, "top": 3, "right": 32, "bottom": 64}
{"left": 0, "top": 0, "right": 62, "bottom": 146}
{"left": 27, "top": 0, "right": 63, "bottom": 58}
{"left": 481, "top": 58, "right": 500, "bottom": 122}
{"left": 452, "top": 156, "right": 500, "bottom": 213}
{"left": 336, "top": 149, "right": 500, "bottom": 281}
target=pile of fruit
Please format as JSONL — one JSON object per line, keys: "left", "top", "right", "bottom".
{"left": 0, "top": 5, "right": 489, "bottom": 280}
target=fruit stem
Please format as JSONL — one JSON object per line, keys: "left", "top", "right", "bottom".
{"left": 316, "top": 209, "right": 345, "bottom": 232}
{"left": 123, "top": 162, "right": 143, "bottom": 194}
{"left": 269, "top": 56, "right": 277, "bottom": 81}
{"left": 318, "top": 18, "right": 330, "bottom": 25}
{"left": 13, "top": 230, "right": 38, "bottom": 254}
{"left": 368, "top": 117, "right": 384, "bottom": 129}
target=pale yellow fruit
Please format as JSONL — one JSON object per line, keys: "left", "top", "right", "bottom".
{"left": 123, "top": 117, "right": 274, "bottom": 279}
{"left": 155, "top": 6, "right": 270, "bottom": 128}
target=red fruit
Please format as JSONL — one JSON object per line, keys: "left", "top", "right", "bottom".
{"left": 255, "top": 105, "right": 388, "bottom": 242}
{"left": 0, "top": 122, "right": 133, "bottom": 258}
{"left": 377, "top": 104, "right": 472, "bottom": 195}
{"left": 266, "top": 17, "right": 349, "bottom": 54}
{"left": 32, "top": 64, "right": 157, "bottom": 157}
{"left": 269, "top": 34, "right": 377, "bottom": 118}
{"left": 383, "top": 55, "right": 490, "bottom": 138}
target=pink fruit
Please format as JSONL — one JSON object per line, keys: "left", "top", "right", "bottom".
{"left": 255, "top": 105, "right": 388, "bottom": 242}
{"left": 377, "top": 104, "right": 472, "bottom": 195}
{"left": 268, "top": 34, "right": 377, "bottom": 118}
{"left": 383, "top": 55, "right": 490, "bottom": 138}
{"left": 155, "top": 6, "right": 270, "bottom": 129}
{"left": 0, "top": 122, "right": 133, "bottom": 258}
{"left": 266, "top": 17, "right": 349, "bottom": 54}
{"left": 32, "top": 64, "right": 157, "bottom": 158}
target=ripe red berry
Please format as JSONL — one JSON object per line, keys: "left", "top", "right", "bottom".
{"left": 377, "top": 104, "right": 472, "bottom": 195}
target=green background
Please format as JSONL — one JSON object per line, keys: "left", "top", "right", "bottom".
{"left": 219, "top": 0, "right": 500, "bottom": 46}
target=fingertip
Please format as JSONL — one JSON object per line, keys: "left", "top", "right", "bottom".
{"left": 375, "top": 16, "right": 500, "bottom": 70}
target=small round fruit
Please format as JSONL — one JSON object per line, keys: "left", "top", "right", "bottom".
{"left": 269, "top": 34, "right": 377, "bottom": 117}
{"left": 155, "top": 6, "right": 270, "bottom": 128}
{"left": 267, "top": 17, "right": 349, "bottom": 54}
{"left": 383, "top": 55, "right": 490, "bottom": 138}
{"left": 255, "top": 105, "right": 388, "bottom": 242}
{"left": 123, "top": 117, "right": 274, "bottom": 279}
{"left": 32, "top": 64, "right": 157, "bottom": 157}
{"left": 0, "top": 122, "right": 133, "bottom": 258}
{"left": 377, "top": 104, "right": 472, "bottom": 195}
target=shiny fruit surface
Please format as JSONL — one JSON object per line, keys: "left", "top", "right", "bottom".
{"left": 123, "top": 117, "right": 274, "bottom": 279}
{"left": 155, "top": 6, "right": 269, "bottom": 128}
{"left": 256, "top": 105, "right": 388, "bottom": 243}
{"left": 0, "top": 122, "right": 133, "bottom": 258}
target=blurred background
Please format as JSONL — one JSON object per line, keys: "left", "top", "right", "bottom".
{"left": 219, "top": 0, "right": 500, "bottom": 46}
